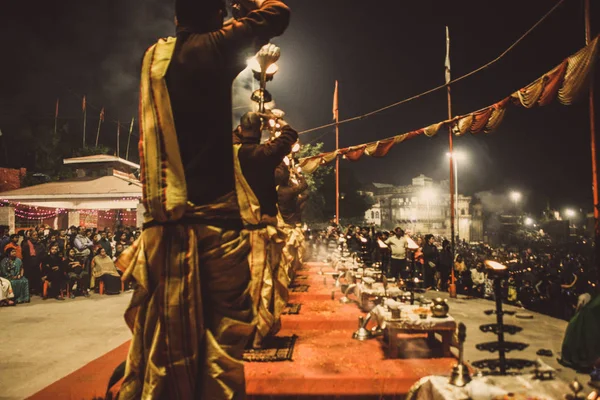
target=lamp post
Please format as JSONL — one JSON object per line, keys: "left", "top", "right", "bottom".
{"left": 510, "top": 191, "right": 522, "bottom": 212}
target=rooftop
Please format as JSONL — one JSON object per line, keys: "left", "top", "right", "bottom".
{"left": 63, "top": 155, "right": 140, "bottom": 172}
{"left": 0, "top": 174, "right": 141, "bottom": 200}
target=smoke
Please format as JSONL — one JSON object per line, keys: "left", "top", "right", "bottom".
{"left": 232, "top": 68, "right": 256, "bottom": 127}
{"left": 99, "top": 1, "right": 174, "bottom": 119}
{"left": 476, "top": 190, "right": 517, "bottom": 214}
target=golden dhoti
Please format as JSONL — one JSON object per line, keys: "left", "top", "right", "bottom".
{"left": 118, "top": 199, "right": 253, "bottom": 399}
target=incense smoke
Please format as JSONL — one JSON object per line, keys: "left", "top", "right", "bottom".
{"left": 232, "top": 68, "right": 256, "bottom": 127}
{"left": 99, "top": 1, "right": 173, "bottom": 120}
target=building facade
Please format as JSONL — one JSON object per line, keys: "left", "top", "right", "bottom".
{"left": 363, "top": 175, "right": 483, "bottom": 242}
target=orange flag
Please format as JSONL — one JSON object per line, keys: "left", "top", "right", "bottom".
{"left": 100, "top": 107, "right": 105, "bottom": 122}
{"left": 55, "top": 98, "right": 60, "bottom": 118}
{"left": 332, "top": 80, "right": 339, "bottom": 121}
{"left": 82, "top": 95, "right": 87, "bottom": 112}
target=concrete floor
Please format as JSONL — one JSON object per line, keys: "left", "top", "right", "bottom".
{"left": 0, "top": 293, "right": 132, "bottom": 400}
{"left": 0, "top": 287, "right": 596, "bottom": 400}
{"left": 420, "top": 290, "right": 596, "bottom": 392}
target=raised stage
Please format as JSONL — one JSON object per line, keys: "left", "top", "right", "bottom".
{"left": 26, "top": 261, "right": 457, "bottom": 399}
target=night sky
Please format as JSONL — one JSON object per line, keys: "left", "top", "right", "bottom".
{"left": 1, "top": 0, "right": 599, "bottom": 215}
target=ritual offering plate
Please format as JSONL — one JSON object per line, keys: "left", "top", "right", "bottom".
{"left": 515, "top": 313, "right": 534, "bottom": 319}
{"left": 413, "top": 307, "right": 430, "bottom": 315}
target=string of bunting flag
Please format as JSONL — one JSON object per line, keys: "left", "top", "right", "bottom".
{"left": 298, "top": 35, "right": 600, "bottom": 175}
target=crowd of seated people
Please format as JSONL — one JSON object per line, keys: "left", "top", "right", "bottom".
{"left": 310, "top": 223, "right": 599, "bottom": 322}
{"left": 0, "top": 224, "right": 140, "bottom": 305}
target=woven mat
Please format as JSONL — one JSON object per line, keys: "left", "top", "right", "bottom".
{"left": 289, "top": 284, "right": 310, "bottom": 292}
{"left": 243, "top": 335, "right": 298, "bottom": 362}
{"left": 282, "top": 303, "right": 302, "bottom": 315}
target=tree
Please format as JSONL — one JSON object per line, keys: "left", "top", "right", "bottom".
{"left": 335, "top": 165, "right": 374, "bottom": 225}
{"left": 3, "top": 116, "right": 113, "bottom": 186}
{"left": 297, "top": 143, "right": 333, "bottom": 223}
{"left": 297, "top": 143, "right": 373, "bottom": 225}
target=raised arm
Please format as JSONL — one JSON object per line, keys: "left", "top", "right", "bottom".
{"left": 216, "top": 0, "right": 290, "bottom": 69}
{"left": 246, "top": 125, "right": 298, "bottom": 164}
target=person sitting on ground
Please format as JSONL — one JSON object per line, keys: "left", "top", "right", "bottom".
{"left": 470, "top": 262, "right": 486, "bottom": 297}
{"left": 66, "top": 248, "right": 89, "bottom": 298}
{"left": 42, "top": 243, "right": 66, "bottom": 301}
{"left": 0, "top": 248, "right": 29, "bottom": 303}
{"left": 560, "top": 282, "right": 600, "bottom": 371}
{"left": 91, "top": 247, "right": 121, "bottom": 295}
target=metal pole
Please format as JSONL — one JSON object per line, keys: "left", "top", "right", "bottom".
{"left": 446, "top": 26, "right": 457, "bottom": 297}
{"left": 95, "top": 118, "right": 102, "bottom": 147}
{"left": 126, "top": 117, "right": 134, "bottom": 161}
{"left": 335, "top": 81, "right": 340, "bottom": 225}
{"left": 455, "top": 157, "right": 459, "bottom": 240}
{"left": 585, "top": 0, "right": 599, "bottom": 280}
{"left": 83, "top": 108, "right": 87, "bottom": 148}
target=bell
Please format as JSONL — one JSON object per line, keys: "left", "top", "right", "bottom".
{"left": 352, "top": 315, "right": 372, "bottom": 341}
{"left": 449, "top": 323, "right": 472, "bottom": 387}
{"left": 339, "top": 283, "right": 356, "bottom": 304}
{"left": 251, "top": 89, "right": 272, "bottom": 104}
{"left": 449, "top": 364, "right": 472, "bottom": 387}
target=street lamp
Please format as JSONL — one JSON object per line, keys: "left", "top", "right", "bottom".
{"left": 565, "top": 209, "right": 576, "bottom": 218}
{"left": 446, "top": 150, "right": 467, "bottom": 239}
{"left": 510, "top": 191, "right": 522, "bottom": 211}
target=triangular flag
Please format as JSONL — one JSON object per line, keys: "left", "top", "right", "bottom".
{"left": 100, "top": 107, "right": 105, "bottom": 122}
{"left": 332, "top": 80, "right": 339, "bottom": 121}
{"left": 82, "top": 95, "right": 87, "bottom": 112}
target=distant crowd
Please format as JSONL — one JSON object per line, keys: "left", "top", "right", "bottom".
{"left": 309, "top": 223, "right": 599, "bottom": 321}
{"left": 0, "top": 225, "right": 139, "bottom": 306}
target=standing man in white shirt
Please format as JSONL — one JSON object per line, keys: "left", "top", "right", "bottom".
{"left": 385, "top": 227, "right": 409, "bottom": 281}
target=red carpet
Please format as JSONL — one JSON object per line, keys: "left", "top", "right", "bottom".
{"left": 28, "top": 262, "right": 456, "bottom": 399}
{"left": 28, "top": 341, "right": 130, "bottom": 400}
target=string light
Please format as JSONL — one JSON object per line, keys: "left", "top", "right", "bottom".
{"left": 0, "top": 200, "right": 140, "bottom": 223}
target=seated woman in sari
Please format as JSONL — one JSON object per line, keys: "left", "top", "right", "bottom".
{"left": 66, "top": 248, "right": 89, "bottom": 298}
{"left": 91, "top": 247, "right": 121, "bottom": 295}
{"left": 0, "top": 248, "right": 29, "bottom": 303}
{"left": 560, "top": 286, "right": 600, "bottom": 372}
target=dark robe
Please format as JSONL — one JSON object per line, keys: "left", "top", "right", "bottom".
{"left": 277, "top": 175, "right": 308, "bottom": 225}
{"left": 166, "top": 0, "right": 290, "bottom": 207}
{"left": 21, "top": 239, "right": 45, "bottom": 294}
{"left": 238, "top": 126, "right": 298, "bottom": 218}
{"left": 42, "top": 253, "right": 66, "bottom": 298}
